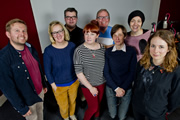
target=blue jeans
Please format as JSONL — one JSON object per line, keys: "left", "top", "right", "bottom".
{"left": 106, "top": 86, "right": 132, "bottom": 120}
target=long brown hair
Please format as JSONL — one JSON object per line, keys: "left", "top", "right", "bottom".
{"left": 140, "top": 30, "right": 178, "bottom": 72}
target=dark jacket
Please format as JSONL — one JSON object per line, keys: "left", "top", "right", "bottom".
{"left": 0, "top": 42, "right": 46, "bottom": 115}
{"left": 65, "top": 25, "right": 84, "bottom": 47}
{"left": 132, "top": 62, "right": 180, "bottom": 118}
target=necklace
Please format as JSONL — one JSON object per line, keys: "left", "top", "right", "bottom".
{"left": 149, "top": 65, "right": 160, "bottom": 74}
{"left": 84, "top": 43, "right": 99, "bottom": 58}
{"left": 90, "top": 50, "right": 96, "bottom": 58}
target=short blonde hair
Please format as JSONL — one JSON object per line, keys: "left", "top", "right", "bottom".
{"left": 6, "top": 18, "right": 27, "bottom": 32}
{"left": 48, "top": 21, "right": 70, "bottom": 44}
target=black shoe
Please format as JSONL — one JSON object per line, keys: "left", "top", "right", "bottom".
{"left": 112, "top": 116, "right": 118, "bottom": 120}
{"left": 80, "top": 100, "right": 87, "bottom": 108}
{"left": 94, "top": 117, "right": 100, "bottom": 120}
{"left": 108, "top": 115, "right": 118, "bottom": 120}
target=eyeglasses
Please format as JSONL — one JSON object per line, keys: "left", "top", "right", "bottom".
{"left": 65, "top": 16, "right": 77, "bottom": 20}
{"left": 51, "top": 29, "right": 64, "bottom": 36}
{"left": 97, "top": 16, "right": 109, "bottom": 20}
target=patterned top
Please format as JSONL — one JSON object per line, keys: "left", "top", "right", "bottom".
{"left": 125, "top": 30, "right": 151, "bottom": 61}
{"left": 73, "top": 44, "right": 106, "bottom": 86}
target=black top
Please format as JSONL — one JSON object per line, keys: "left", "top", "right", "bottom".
{"left": 132, "top": 62, "right": 180, "bottom": 118}
{"left": 65, "top": 25, "right": 84, "bottom": 47}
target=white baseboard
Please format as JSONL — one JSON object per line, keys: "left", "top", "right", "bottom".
{"left": 0, "top": 95, "right": 7, "bottom": 107}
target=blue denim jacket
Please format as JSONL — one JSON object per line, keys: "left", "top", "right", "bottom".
{"left": 0, "top": 42, "right": 46, "bottom": 115}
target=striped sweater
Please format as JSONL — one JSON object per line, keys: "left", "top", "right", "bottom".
{"left": 73, "top": 44, "right": 106, "bottom": 86}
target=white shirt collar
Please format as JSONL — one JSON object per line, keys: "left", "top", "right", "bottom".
{"left": 112, "top": 44, "right": 126, "bottom": 52}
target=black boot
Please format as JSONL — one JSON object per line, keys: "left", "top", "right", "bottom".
{"left": 80, "top": 100, "right": 87, "bottom": 108}
{"left": 94, "top": 117, "right": 100, "bottom": 120}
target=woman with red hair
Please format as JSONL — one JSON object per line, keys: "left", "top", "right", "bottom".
{"left": 73, "top": 22, "right": 106, "bottom": 120}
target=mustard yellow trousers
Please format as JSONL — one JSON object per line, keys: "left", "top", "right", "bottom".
{"left": 53, "top": 80, "right": 79, "bottom": 119}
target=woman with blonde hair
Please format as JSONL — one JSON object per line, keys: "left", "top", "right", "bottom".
{"left": 43, "top": 21, "right": 79, "bottom": 120}
{"left": 132, "top": 30, "right": 180, "bottom": 120}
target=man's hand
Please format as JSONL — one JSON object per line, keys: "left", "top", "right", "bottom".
{"left": 43, "top": 88, "right": 48, "bottom": 93}
{"left": 22, "top": 109, "right": 32, "bottom": 117}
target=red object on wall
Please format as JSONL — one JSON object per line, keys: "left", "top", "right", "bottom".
{"left": 0, "top": 0, "right": 43, "bottom": 96}
{"left": 157, "top": 0, "right": 180, "bottom": 32}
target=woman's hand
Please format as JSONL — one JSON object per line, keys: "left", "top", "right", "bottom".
{"left": 115, "top": 88, "right": 125, "bottom": 97}
{"left": 76, "top": 73, "right": 98, "bottom": 97}
{"left": 51, "top": 83, "right": 57, "bottom": 92}
{"left": 89, "top": 87, "right": 98, "bottom": 97}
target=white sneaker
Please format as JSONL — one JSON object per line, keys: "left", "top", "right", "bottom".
{"left": 64, "top": 117, "right": 69, "bottom": 120}
{"left": 69, "top": 115, "right": 77, "bottom": 120}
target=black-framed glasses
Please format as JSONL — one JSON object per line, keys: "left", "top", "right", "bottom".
{"left": 65, "top": 16, "right": 77, "bottom": 20}
{"left": 97, "top": 16, "right": 109, "bottom": 20}
{"left": 51, "top": 29, "right": 64, "bottom": 36}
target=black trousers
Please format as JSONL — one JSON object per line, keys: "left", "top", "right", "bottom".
{"left": 133, "top": 108, "right": 166, "bottom": 120}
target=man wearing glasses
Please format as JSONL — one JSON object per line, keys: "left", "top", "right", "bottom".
{"left": 64, "top": 7, "right": 84, "bottom": 47}
{"left": 64, "top": 7, "right": 86, "bottom": 109}
{"left": 96, "top": 9, "right": 114, "bottom": 48}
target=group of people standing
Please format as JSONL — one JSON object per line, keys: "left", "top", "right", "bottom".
{"left": 0, "top": 7, "right": 180, "bottom": 120}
